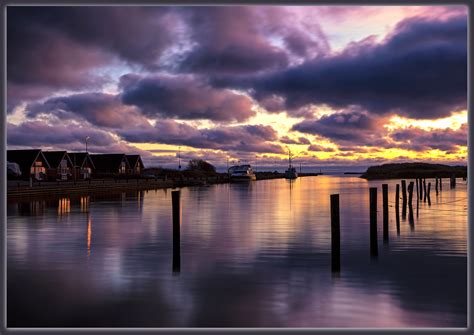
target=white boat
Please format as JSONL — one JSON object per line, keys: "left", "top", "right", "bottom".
{"left": 284, "top": 148, "right": 298, "bottom": 179}
{"left": 228, "top": 164, "right": 256, "bottom": 182}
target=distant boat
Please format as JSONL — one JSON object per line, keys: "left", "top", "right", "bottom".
{"left": 284, "top": 148, "right": 298, "bottom": 179}
{"left": 228, "top": 164, "right": 256, "bottom": 182}
{"left": 285, "top": 166, "right": 298, "bottom": 179}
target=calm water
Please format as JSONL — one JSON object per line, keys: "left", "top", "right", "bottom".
{"left": 7, "top": 176, "right": 467, "bottom": 328}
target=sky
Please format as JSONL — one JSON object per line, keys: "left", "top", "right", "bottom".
{"left": 6, "top": 5, "right": 468, "bottom": 169}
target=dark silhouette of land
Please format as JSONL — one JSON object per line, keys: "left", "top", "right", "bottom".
{"left": 361, "top": 163, "right": 467, "bottom": 180}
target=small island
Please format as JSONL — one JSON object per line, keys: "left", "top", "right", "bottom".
{"left": 360, "top": 162, "right": 467, "bottom": 180}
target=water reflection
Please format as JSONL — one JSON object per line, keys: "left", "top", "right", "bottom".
{"left": 16, "top": 200, "right": 46, "bottom": 216}
{"left": 87, "top": 214, "right": 92, "bottom": 258}
{"left": 172, "top": 190, "right": 181, "bottom": 275}
{"left": 7, "top": 176, "right": 467, "bottom": 327}
{"left": 80, "top": 196, "right": 90, "bottom": 213}
{"left": 58, "top": 198, "right": 70, "bottom": 216}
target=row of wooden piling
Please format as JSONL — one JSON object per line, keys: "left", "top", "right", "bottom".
{"left": 171, "top": 175, "right": 459, "bottom": 275}
{"left": 330, "top": 176, "right": 458, "bottom": 273}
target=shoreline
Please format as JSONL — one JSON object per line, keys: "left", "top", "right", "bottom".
{"left": 7, "top": 173, "right": 323, "bottom": 201}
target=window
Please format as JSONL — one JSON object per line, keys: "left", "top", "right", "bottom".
{"left": 60, "top": 159, "right": 68, "bottom": 174}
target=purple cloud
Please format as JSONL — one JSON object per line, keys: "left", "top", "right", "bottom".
{"left": 308, "top": 145, "right": 335, "bottom": 152}
{"left": 7, "top": 23, "right": 109, "bottom": 111}
{"left": 293, "top": 110, "right": 386, "bottom": 144}
{"left": 280, "top": 136, "right": 311, "bottom": 145}
{"left": 6, "top": 7, "right": 177, "bottom": 111}
{"left": 177, "top": 7, "right": 289, "bottom": 75}
{"left": 391, "top": 124, "right": 467, "bottom": 152}
{"left": 27, "top": 93, "right": 149, "bottom": 129}
{"left": 221, "top": 15, "right": 467, "bottom": 119}
{"left": 119, "top": 120, "right": 284, "bottom": 154}
{"left": 7, "top": 121, "right": 117, "bottom": 147}
{"left": 8, "top": 7, "right": 175, "bottom": 69}
{"left": 7, "top": 121, "right": 151, "bottom": 157}
{"left": 120, "top": 74, "right": 255, "bottom": 122}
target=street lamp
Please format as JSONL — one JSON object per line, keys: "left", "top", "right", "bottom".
{"left": 178, "top": 146, "right": 181, "bottom": 170}
{"left": 85, "top": 136, "right": 90, "bottom": 152}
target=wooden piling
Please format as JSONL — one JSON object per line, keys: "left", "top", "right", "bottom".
{"left": 382, "top": 184, "right": 389, "bottom": 242}
{"left": 408, "top": 204, "right": 415, "bottom": 230}
{"left": 419, "top": 178, "right": 423, "bottom": 200}
{"left": 451, "top": 174, "right": 456, "bottom": 189}
{"left": 408, "top": 181, "right": 414, "bottom": 206}
{"left": 330, "top": 194, "right": 340, "bottom": 273}
{"left": 423, "top": 179, "right": 427, "bottom": 202}
{"left": 408, "top": 182, "right": 415, "bottom": 230}
{"left": 395, "top": 184, "right": 400, "bottom": 235}
{"left": 416, "top": 193, "right": 419, "bottom": 218}
{"left": 172, "top": 190, "right": 181, "bottom": 274}
{"left": 427, "top": 182, "right": 431, "bottom": 206}
{"left": 401, "top": 180, "right": 407, "bottom": 220}
{"left": 435, "top": 178, "right": 438, "bottom": 195}
{"left": 416, "top": 178, "right": 419, "bottom": 201}
{"left": 401, "top": 180, "right": 407, "bottom": 204}
{"left": 370, "top": 187, "right": 378, "bottom": 258}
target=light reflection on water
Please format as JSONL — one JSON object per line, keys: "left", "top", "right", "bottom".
{"left": 7, "top": 176, "right": 467, "bottom": 327}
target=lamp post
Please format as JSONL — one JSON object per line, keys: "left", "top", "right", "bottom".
{"left": 85, "top": 136, "right": 90, "bottom": 152}
{"left": 178, "top": 146, "right": 181, "bottom": 170}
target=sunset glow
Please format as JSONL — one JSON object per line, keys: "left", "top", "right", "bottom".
{"left": 6, "top": 5, "right": 467, "bottom": 168}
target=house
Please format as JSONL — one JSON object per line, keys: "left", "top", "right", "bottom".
{"left": 90, "top": 154, "right": 130, "bottom": 177}
{"left": 43, "top": 151, "right": 74, "bottom": 181}
{"left": 7, "top": 149, "right": 51, "bottom": 180}
{"left": 125, "top": 155, "right": 145, "bottom": 175}
{"left": 69, "top": 152, "right": 95, "bottom": 179}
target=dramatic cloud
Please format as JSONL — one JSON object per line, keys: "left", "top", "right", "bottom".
{"left": 6, "top": 6, "right": 468, "bottom": 163}
{"left": 7, "top": 121, "right": 118, "bottom": 147}
{"left": 294, "top": 109, "right": 467, "bottom": 154}
{"left": 120, "top": 121, "right": 284, "bottom": 154}
{"left": 280, "top": 136, "right": 311, "bottom": 145}
{"left": 6, "top": 121, "right": 151, "bottom": 157}
{"left": 7, "top": 7, "right": 176, "bottom": 70}
{"left": 259, "top": 7, "right": 330, "bottom": 60}
{"left": 27, "top": 93, "right": 149, "bottom": 129}
{"left": 6, "top": 22, "right": 109, "bottom": 110}
{"left": 307, "top": 145, "right": 335, "bottom": 152}
{"left": 177, "top": 7, "right": 289, "bottom": 75}
{"left": 292, "top": 110, "right": 387, "bottom": 145}
{"left": 391, "top": 124, "right": 467, "bottom": 153}
{"left": 120, "top": 74, "right": 255, "bottom": 122}
{"left": 6, "top": 7, "right": 177, "bottom": 111}
{"left": 7, "top": 8, "right": 105, "bottom": 86}
{"left": 228, "top": 15, "right": 467, "bottom": 119}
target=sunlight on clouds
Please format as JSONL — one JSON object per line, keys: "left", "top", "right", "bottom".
{"left": 386, "top": 110, "right": 467, "bottom": 131}
{"left": 244, "top": 108, "right": 304, "bottom": 136}
{"left": 136, "top": 142, "right": 198, "bottom": 156}
{"left": 7, "top": 103, "right": 28, "bottom": 125}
